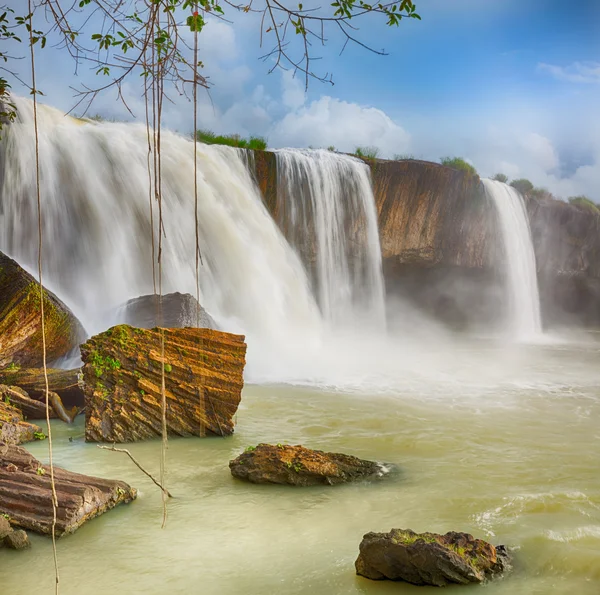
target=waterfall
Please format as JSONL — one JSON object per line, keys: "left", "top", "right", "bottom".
{"left": 483, "top": 178, "right": 542, "bottom": 339}
{"left": 0, "top": 97, "right": 323, "bottom": 353}
{"left": 274, "top": 149, "right": 386, "bottom": 329}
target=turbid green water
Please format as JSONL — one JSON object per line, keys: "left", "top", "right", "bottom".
{"left": 2, "top": 337, "right": 600, "bottom": 594}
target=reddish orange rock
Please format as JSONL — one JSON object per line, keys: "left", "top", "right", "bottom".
{"left": 81, "top": 325, "right": 246, "bottom": 442}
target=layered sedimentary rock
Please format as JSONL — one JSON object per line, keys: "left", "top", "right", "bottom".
{"left": 0, "top": 384, "right": 49, "bottom": 419}
{"left": 81, "top": 325, "right": 246, "bottom": 442}
{"left": 229, "top": 443, "right": 388, "bottom": 486}
{"left": 0, "top": 443, "right": 136, "bottom": 536}
{"left": 0, "top": 251, "right": 86, "bottom": 367}
{"left": 119, "top": 292, "right": 217, "bottom": 330}
{"left": 355, "top": 528, "right": 510, "bottom": 586}
{"left": 0, "top": 400, "right": 44, "bottom": 444}
{"left": 0, "top": 367, "right": 83, "bottom": 409}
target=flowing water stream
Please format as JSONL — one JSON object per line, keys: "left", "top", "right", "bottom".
{"left": 483, "top": 179, "right": 542, "bottom": 340}
{"left": 2, "top": 336, "right": 600, "bottom": 594}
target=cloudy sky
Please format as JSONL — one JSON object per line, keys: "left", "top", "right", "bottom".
{"left": 8, "top": 0, "right": 600, "bottom": 199}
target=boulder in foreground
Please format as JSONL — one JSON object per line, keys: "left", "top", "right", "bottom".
{"left": 81, "top": 325, "right": 246, "bottom": 442}
{"left": 0, "top": 367, "right": 84, "bottom": 409}
{"left": 0, "top": 443, "right": 136, "bottom": 537}
{"left": 119, "top": 292, "right": 217, "bottom": 330}
{"left": 0, "top": 251, "right": 86, "bottom": 368}
{"left": 355, "top": 528, "right": 510, "bottom": 586}
{"left": 229, "top": 443, "right": 388, "bottom": 486}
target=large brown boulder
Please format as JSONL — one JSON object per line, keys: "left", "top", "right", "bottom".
{"left": 81, "top": 325, "right": 246, "bottom": 442}
{"left": 229, "top": 443, "right": 388, "bottom": 486}
{"left": 119, "top": 292, "right": 217, "bottom": 329}
{"left": 0, "top": 367, "right": 83, "bottom": 409}
{"left": 0, "top": 384, "right": 49, "bottom": 419}
{"left": 355, "top": 528, "right": 510, "bottom": 586}
{"left": 0, "top": 443, "right": 136, "bottom": 537}
{"left": 0, "top": 400, "right": 45, "bottom": 444}
{"left": 0, "top": 252, "right": 86, "bottom": 367}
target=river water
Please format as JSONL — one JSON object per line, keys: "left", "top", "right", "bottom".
{"left": 2, "top": 335, "right": 600, "bottom": 594}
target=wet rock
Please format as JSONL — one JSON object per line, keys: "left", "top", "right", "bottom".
{"left": 119, "top": 292, "right": 217, "bottom": 330}
{"left": 0, "top": 401, "right": 44, "bottom": 444}
{"left": 81, "top": 325, "right": 246, "bottom": 442}
{"left": 4, "top": 529, "right": 30, "bottom": 550}
{"left": 0, "top": 384, "right": 51, "bottom": 419}
{"left": 0, "top": 367, "right": 84, "bottom": 409}
{"left": 355, "top": 528, "right": 510, "bottom": 586}
{"left": 0, "top": 442, "right": 136, "bottom": 537}
{"left": 229, "top": 443, "right": 387, "bottom": 486}
{"left": 0, "top": 251, "right": 86, "bottom": 368}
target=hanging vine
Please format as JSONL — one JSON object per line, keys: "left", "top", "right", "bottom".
{"left": 27, "top": 1, "right": 60, "bottom": 591}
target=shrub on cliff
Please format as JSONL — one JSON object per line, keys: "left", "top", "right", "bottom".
{"left": 196, "top": 129, "right": 267, "bottom": 150}
{"left": 569, "top": 196, "right": 599, "bottom": 213}
{"left": 440, "top": 157, "right": 478, "bottom": 176}
{"left": 355, "top": 146, "right": 380, "bottom": 159}
{"left": 492, "top": 173, "right": 508, "bottom": 183}
{"left": 509, "top": 178, "right": 534, "bottom": 195}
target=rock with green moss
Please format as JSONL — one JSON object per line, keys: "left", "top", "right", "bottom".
{"left": 355, "top": 528, "right": 510, "bottom": 586}
{"left": 229, "top": 443, "right": 389, "bottom": 486}
{"left": 81, "top": 324, "right": 246, "bottom": 442}
{"left": 0, "top": 252, "right": 86, "bottom": 368}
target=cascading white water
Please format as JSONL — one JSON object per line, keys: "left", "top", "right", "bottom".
{"left": 0, "top": 97, "right": 323, "bottom": 358}
{"left": 274, "top": 149, "right": 386, "bottom": 329}
{"left": 483, "top": 178, "right": 542, "bottom": 339}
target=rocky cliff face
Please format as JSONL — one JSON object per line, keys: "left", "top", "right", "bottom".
{"left": 252, "top": 151, "right": 600, "bottom": 329}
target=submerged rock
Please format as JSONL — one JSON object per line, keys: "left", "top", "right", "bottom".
{"left": 0, "top": 367, "right": 84, "bottom": 409}
{"left": 229, "top": 443, "right": 387, "bottom": 486}
{"left": 0, "top": 443, "right": 136, "bottom": 537}
{"left": 0, "top": 400, "right": 44, "bottom": 444}
{"left": 355, "top": 528, "right": 510, "bottom": 586}
{"left": 0, "top": 251, "right": 86, "bottom": 368}
{"left": 119, "top": 292, "right": 217, "bottom": 330}
{"left": 81, "top": 325, "right": 246, "bottom": 442}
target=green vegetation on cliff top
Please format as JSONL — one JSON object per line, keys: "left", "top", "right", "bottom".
{"left": 196, "top": 130, "right": 267, "bottom": 151}
{"left": 440, "top": 157, "right": 478, "bottom": 176}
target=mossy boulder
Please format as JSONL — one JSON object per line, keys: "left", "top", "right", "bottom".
{"left": 229, "top": 443, "right": 389, "bottom": 486}
{"left": 0, "top": 252, "right": 86, "bottom": 367}
{"left": 355, "top": 528, "right": 510, "bottom": 586}
{"left": 81, "top": 324, "right": 246, "bottom": 442}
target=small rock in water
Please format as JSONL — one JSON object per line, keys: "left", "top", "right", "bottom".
{"left": 4, "top": 529, "right": 30, "bottom": 550}
{"left": 229, "top": 443, "right": 390, "bottom": 486}
{"left": 0, "top": 515, "right": 12, "bottom": 539}
{"left": 355, "top": 528, "right": 510, "bottom": 586}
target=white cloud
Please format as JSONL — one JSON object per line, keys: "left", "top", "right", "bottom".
{"left": 270, "top": 96, "right": 411, "bottom": 155}
{"left": 538, "top": 61, "right": 600, "bottom": 84}
{"left": 281, "top": 70, "right": 306, "bottom": 110}
{"left": 518, "top": 132, "right": 559, "bottom": 172}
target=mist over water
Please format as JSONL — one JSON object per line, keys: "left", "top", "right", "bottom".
{"left": 483, "top": 179, "right": 542, "bottom": 341}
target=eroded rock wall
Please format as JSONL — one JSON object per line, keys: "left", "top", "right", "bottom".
{"left": 252, "top": 150, "right": 600, "bottom": 329}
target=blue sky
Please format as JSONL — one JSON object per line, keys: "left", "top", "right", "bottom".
{"left": 7, "top": 0, "right": 600, "bottom": 199}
